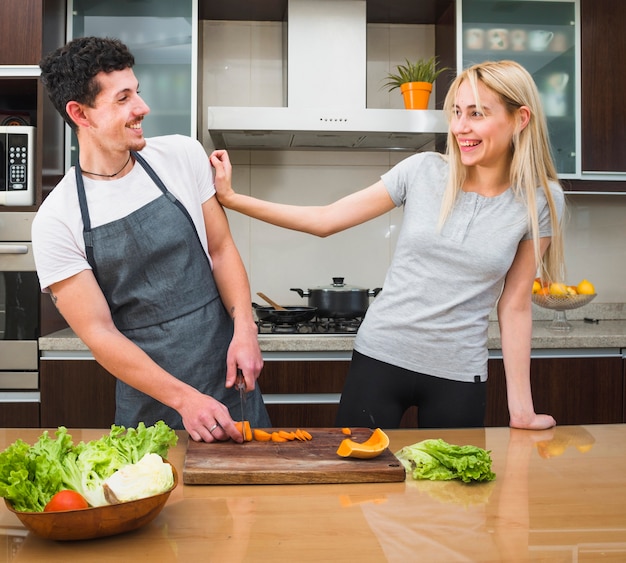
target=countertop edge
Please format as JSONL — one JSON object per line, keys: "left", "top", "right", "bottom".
{"left": 39, "top": 319, "right": 626, "bottom": 355}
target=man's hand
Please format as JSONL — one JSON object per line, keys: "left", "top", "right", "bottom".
{"left": 224, "top": 323, "right": 263, "bottom": 392}
{"left": 180, "top": 389, "right": 244, "bottom": 443}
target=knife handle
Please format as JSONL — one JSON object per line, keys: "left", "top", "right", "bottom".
{"left": 236, "top": 368, "right": 246, "bottom": 390}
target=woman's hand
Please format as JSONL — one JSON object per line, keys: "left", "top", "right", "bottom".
{"left": 510, "top": 412, "right": 556, "bottom": 431}
{"left": 209, "top": 149, "right": 236, "bottom": 208}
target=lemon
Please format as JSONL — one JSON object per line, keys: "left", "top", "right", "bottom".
{"left": 576, "top": 279, "right": 595, "bottom": 295}
{"left": 549, "top": 282, "right": 568, "bottom": 296}
{"left": 532, "top": 280, "right": 542, "bottom": 294}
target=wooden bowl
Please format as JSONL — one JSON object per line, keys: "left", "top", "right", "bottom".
{"left": 5, "top": 464, "right": 177, "bottom": 541}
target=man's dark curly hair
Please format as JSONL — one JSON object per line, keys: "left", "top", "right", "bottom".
{"left": 39, "top": 36, "right": 135, "bottom": 131}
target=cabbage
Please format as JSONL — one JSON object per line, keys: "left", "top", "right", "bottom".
{"left": 395, "top": 439, "right": 496, "bottom": 483}
{"left": 103, "top": 453, "right": 174, "bottom": 502}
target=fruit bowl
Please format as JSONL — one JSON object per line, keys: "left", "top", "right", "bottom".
{"left": 532, "top": 293, "right": 597, "bottom": 331}
{"left": 4, "top": 463, "right": 177, "bottom": 541}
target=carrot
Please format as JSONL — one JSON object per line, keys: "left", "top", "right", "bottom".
{"left": 234, "top": 421, "right": 253, "bottom": 441}
{"left": 341, "top": 427, "right": 352, "bottom": 435}
{"left": 278, "top": 430, "right": 296, "bottom": 440}
{"left": 301, "top": 430, "right": 313, "bottom": 440}
{"left": 271, "top": 432, "right": 288, "bottom": 442}
{"left": 253, "top": 428, "right": 272, "bottom": 441}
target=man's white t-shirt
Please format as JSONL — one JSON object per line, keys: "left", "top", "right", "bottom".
{"left": 32, "top": 135, "right": 215, "bottom": 292}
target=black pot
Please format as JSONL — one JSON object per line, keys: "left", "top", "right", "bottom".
{"left": 252, "top": 303, "right": 317, "bottom": 324}
{"left": 290, "top": 277, "right": 382, "bottom": 319}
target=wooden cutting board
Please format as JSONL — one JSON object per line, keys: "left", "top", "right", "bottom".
{"left": 183, "top": 428, "right": 406, "bottom": 485}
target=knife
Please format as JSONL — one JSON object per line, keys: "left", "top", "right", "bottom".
{"left": 236, "top": 368, "right": 246, "bottom": 424}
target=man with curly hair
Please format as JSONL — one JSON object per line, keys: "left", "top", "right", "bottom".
{"left": 34, "top": 37, "right": 270, "bottom": 442}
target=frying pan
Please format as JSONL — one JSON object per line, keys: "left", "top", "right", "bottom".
{"left": 252, "top": 303, "right": 317, "bottom": 324}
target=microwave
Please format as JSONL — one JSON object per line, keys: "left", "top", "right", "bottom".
{"left": 0, "top": 125, "right": 35, "bottom": 206}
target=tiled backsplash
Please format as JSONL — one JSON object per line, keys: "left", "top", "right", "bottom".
{"left": 202, "top": 21, "right": 626, "bottom": 306}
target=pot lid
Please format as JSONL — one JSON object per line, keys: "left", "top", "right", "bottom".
{"left": 312, "top": 277, "right": 367, "bottom": 292}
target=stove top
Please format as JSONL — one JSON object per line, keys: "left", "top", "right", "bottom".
{"left": 256, "top": 317, "right": 362, "bottom": 334}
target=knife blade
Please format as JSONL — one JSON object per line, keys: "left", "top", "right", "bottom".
{"left": 236, "top": 368, "right": 246, "bottom": 424}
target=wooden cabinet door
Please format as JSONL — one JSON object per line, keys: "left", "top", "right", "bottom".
{"left": 40, "top": 360, "right": 116, "bottom": 428}
{"left": 0, "top": 0, "right": 42, "bottom": 65}
{"left": 581, "top": 0, "right": 626, "bottom": 174}
{"left": 0, "top": 403, "right": 39, "bottom": 427}
{"left": 261, "top": 361, "right": 348, "bottom": 428}
{"left": 486, "top": 356, "right": 623, "bottom": 426}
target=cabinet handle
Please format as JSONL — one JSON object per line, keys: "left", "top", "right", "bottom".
{"left": 0, "top": 244, "right": 28, "bottom": 254}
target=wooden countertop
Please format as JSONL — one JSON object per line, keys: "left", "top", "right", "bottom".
{"left": 1, "top": 425, "right": 625, "bottom": 561}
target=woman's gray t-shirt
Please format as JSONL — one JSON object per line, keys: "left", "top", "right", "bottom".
{"left": 353, "top": 152, "right": 564, "bottom": 382}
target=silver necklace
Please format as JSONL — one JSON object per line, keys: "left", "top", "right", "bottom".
{"left": 81, "top": 152, "right": 132, "bottom": 178}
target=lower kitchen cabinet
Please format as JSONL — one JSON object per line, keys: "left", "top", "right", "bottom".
{"left": 485, "top": 355, "right": 624, "bottom": 427}
{"left": 40, "top": 360, "right": 116, "bottom": 428}
{"left": 0, "top": 403, "right": 39, "bottom": 427}
{"left": 261, "top": 361, "right": 347, "bottom": 428}
{"left": 37, "top": 354, "right": 625, "bottom": 430}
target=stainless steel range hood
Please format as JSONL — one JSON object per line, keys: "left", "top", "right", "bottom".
{"left": 206, "top": 0, "right": 448, "bottom": 151}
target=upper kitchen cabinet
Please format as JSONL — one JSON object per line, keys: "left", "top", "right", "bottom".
{"left": 578, "top": 0, "right": 626, "bottom": 178}
{"left": 458, "top": 0, "right": 577, "bottom": 176}
{"left": 69, "top": 0, "right": 196, "bottom": 163}
{"left": 0, "top": 0, "right": 42, "bottom": 65}
{"left": 457, "top": 0, "right": 626, "bottom": 190}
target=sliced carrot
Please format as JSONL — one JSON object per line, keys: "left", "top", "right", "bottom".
{"left": 253, "top": 428, "right": 272, "bottom": 442}
{"left": 278, "top": 430, "right": 296, "bottom": 440}
{"left": 294, "top": 429, "right": 306, "bottom": 441}
{"left": 301, "top": 430, "right": 313, "bottom": 441}
{"left": 341, "top": 427, "right": 352, "bottom": 435}
{"left": 271, "top": 431, "right": 288, "bottom": 442}
{"left": 234, "top": 421, "right": 253, "bottom": 441}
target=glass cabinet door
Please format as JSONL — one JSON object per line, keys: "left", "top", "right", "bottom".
{"left": 69, "top": 0, "right": 196, "bottom": 163}
{"left": 459, "top": 0, "right": 577, "bottom": 175}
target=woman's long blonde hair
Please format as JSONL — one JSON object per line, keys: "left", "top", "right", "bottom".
{"left": 439, "top": 60, "right": 565, "bottom": 283}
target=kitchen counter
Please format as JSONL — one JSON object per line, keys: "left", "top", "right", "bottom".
{"left": 1, "top": 425, "right": 625, "bottom": 561}
{"left": 39, "top": 303, "right": 626, "bottom": 356}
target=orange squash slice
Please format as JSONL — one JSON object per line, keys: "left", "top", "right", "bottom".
{"left": 336, "top": 428, "right": 390, "bottom": 459}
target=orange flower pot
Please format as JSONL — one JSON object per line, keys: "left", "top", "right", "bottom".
{"left": 400, "top": 81, "right": 432, "bottom": 110}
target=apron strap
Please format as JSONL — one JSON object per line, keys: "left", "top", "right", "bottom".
{"left": 132, "top": 151, "right": 199, "bottom": 231}
{"left": 75, "top": 164, "right": 98, "bottom": 278}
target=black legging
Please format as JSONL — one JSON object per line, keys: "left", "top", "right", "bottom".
{"left": 335, "top": 350, "right": 487, "bottom": 429}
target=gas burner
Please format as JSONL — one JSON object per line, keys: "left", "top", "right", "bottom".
{"left": 256, "top": 320, "right": 313, "bottom": 334}
{"left": 313, "top": 317, "right": 362, "bottom": 333}
{"left": 256, "top": 317, "right": 362, "bottom": 334}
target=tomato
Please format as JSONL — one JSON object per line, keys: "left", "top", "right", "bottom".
{"left": 44, "top": 490, "right": 89, "bottom": 512}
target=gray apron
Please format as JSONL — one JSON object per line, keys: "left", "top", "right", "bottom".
{"left": 75, "top": 151, "right": 270, "bottom": 429}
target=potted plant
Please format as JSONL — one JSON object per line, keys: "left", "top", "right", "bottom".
{"left": 383, "top": 56, "right": 449, "bottom": 110}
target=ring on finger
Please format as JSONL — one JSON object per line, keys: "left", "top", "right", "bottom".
{"left": 208, "top": 422, "right": 220, "bottom": 434}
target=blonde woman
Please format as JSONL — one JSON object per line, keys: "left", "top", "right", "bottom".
{"left": 212, "top": 60, "right": 565, "bottom": 431}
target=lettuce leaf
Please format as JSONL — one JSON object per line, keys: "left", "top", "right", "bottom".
{"left": 0, "top": 421, "right": 178, "bottom": 511}
{"left": 395, "top": 438, "right": 496, "bottom": 483}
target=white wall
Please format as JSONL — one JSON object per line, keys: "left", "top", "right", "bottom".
{"left": 563, "top": 195, "right": 626, "bottom": 303}
{"left": 202, "top": 21, "right": 626, "bottom": 306}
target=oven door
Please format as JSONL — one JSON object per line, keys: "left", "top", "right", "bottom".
{"left": 0, "top": 212, "right": 39, "bottom": 407}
